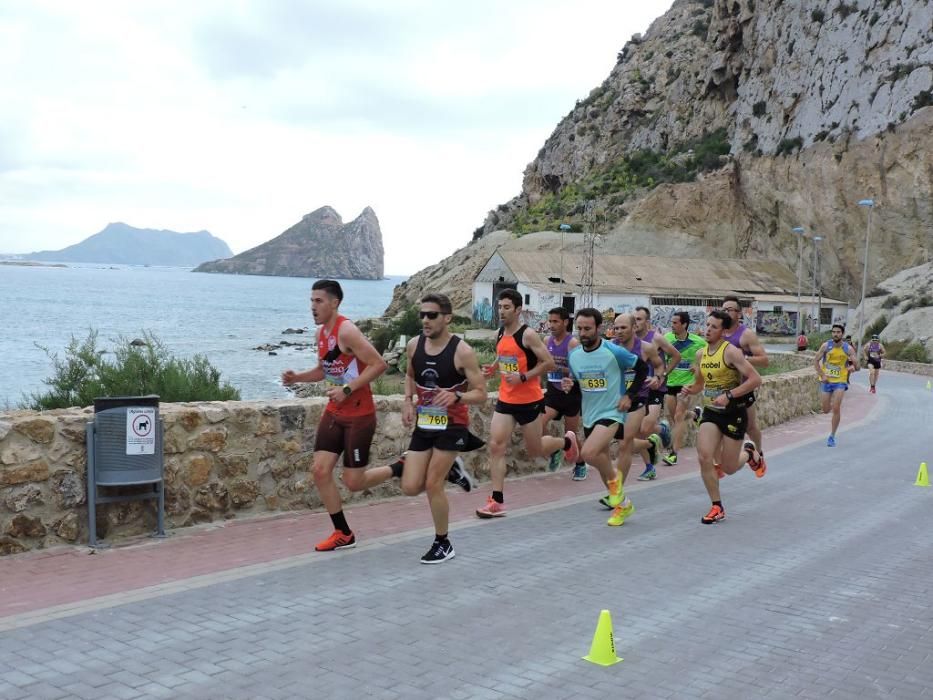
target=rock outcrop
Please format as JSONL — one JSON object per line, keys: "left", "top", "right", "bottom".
{"left": 387, "top": 0, "right": 932, "bottom": 314}
{"left": 196, "top": 206, "right": 384, "bottom": 280}
{"left": 851, "top": 261, "right": 933, "bottom": 357}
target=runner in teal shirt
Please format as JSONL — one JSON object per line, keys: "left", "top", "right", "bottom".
{"left": 568, "top": 337, "right": 640, "bottom": 428}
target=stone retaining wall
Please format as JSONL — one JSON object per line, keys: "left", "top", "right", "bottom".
{"left": 0, "top": 365, "right": 820, "bottom": 556}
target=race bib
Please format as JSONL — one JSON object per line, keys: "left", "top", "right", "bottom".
{"left": 498, "top": 354, "right": 519, "bottom": 374}
{"left": 824, "top": 363, "right": 842, "bottom": 378}
{"left": 324, "top": 373, "right": 346, "bottom": 387}
{"left": 580, "top": 371, "right": 608, "bottom": 392}
{"left": 547, "top": 369, "right": 564, "bottom": 384}
{"left": 623, "top": 369, "right": 636, "bottom": 389}
{"left": 416, "top": 405, "right": 448, "bottom": 431}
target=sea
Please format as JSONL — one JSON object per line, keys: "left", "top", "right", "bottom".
{"left": 0, "top": 263, "right": 406, "bottom": 409}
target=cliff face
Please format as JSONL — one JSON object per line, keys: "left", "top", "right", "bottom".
{"left": 195, "top": 206, "right": 384, "bottom": 280}
{"left": 389, "top": 0, "right": 932, "bottom": 314}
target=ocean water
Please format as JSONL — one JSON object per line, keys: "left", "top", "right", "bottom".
{"left": 0, "top": 264, "right": 405, "bottom": 408}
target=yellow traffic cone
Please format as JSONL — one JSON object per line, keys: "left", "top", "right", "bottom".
{"left": 915, "top": 462, "right": 930, "bottom": 487}
{"left": 583, "top": 609, "right": 623, "bottom": 666}
{"left": 927, "top": 380, "right": 932, "bottom": 391}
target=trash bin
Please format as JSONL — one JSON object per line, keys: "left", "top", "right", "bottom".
{"left": 85, "top": 395, "right": 165, "bottom": 548}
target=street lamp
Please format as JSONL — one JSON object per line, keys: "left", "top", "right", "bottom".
{"left": 559, "top": 223, "right": 571, "bottom": 304}
{"left": 792, "top": 226, "right": 805, "bottom": 334}
{"left": 811, "top": 236, "right": 823, "bottom": 333}
{"left": 856, "top": 199, "right": 875, "bottom": 357}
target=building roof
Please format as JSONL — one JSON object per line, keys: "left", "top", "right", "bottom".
{"left": 489, "top": 250, "right": 801, "bottom": 297}
{"left": 755, "top": 293, "right": 848, "bottom": 306}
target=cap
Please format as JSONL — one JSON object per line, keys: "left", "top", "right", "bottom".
{"left": 871, "top": 334, "right": 879, "bottom": 339}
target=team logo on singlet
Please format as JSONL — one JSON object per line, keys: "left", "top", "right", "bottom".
{"left": 327, "top": 335, "right": 337, "bottom": 351}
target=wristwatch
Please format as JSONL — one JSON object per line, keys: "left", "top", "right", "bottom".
{"left": 342, "top": 385, "right": 353, "bottom": 396}
{"left": 454, "top": 391, "right": 463, "bottom": 403}
{"left": 725, "top": 390, "right": 734, "bottom": 401}
{"left": 519, "top": 373, "right": 527, "bottom": 383}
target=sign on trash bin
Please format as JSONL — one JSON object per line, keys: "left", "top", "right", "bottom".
{"left": 126, "top": 407, "right": 156, "bottom": 455}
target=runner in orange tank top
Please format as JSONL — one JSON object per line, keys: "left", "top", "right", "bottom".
{"left": 475, "top": 289, "right": 580, "bottom": 519}
{"left": 281, "top": 279, "right": 398, "bottom": 553}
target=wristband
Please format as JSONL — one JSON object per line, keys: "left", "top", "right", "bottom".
{"left": 519, "top": 373, "right": 527, "bottom": 383}
{"left": 454, "top": 391, "right": 462, "bottom": 403}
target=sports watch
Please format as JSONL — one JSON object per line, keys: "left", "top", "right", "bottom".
{"left": 342, "top": 385, "right": 353, "bottom": 396}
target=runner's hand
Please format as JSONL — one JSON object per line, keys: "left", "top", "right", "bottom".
{"left": 482, "top": 363, "right": 496, "bottom": 378}
{"left": 281, "top": 369, "right": 297, "bottom": 385}
{"left": 326, "top": 386, "right": 347, "bottom": 403}
{"left": 402, "top": 401, "right": 415, "bottom": 427}
{"left": 560, "top": 377, "right": 574, "bottom": 393}
{"left": 712, "top": 394, "right": 730, "bottom": 408}
{"left": 431, "top": 389, "right": 457, "bottom": 407}
{"left": 503, "top": 372, "right": 522, "bottom": 385}
{"left": 648, "top": 376, "right": 662, "bottom": 391}
{"left": 618, "top": 395, "right": 632, "bottom": 412}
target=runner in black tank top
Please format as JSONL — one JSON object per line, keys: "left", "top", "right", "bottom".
{"left": 398, "top": 293, "right": 489, "bottom": 564}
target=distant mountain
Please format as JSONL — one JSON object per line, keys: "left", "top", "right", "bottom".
{"left": 194, "top": 206, "right": 384, "bottom": 280}
{"left": 26, "top": 223, "right": 233, "bottom": 267}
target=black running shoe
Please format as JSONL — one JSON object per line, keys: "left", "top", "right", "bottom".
{"left": 420, "top": 539, "right": 455, "bottom": 564}
{"left": 446, "top": 457, "right": 475, "bottom": 492}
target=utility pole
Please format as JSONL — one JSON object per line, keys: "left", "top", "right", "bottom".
{"left": 856, "top": 199, "right": 875, "bottom": 357}
{"left": 811, "top": 236, "right": 823, "bottom": 333}
{"left": 792, "top": 226, "right": 805, "bottom": 335}
{"left": 581, "top": 201, "right": 599, "bottom": 310}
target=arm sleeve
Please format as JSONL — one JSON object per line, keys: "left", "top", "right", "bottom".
{"left": 625, "top": 357, "right": 649, "bottom": 399}
{"left": 566, "top": 347, "right": 580, "bottom": 381}
{"left": 606, "top": 343, "right": 642, "bottom": 396}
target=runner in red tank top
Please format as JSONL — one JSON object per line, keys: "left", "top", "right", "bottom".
{"left": 475, "top": 289, "right": 580, "bottom": 519}
{"left": 281, "top": 279, "right": 396, "bottom": 553}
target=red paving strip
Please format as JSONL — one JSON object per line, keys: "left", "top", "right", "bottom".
{"left": 0, "top": 384, "right": 879, "bottom": 619}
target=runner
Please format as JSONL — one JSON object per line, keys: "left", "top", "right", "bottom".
{"left": 814, "top": 324, "right": 860, "bottom": 446}
{"left": 862, "top": 334, "right": 886, "bottom": 394}
{"left": 476, "top": 289, "right": 578, "bottom": 518}
{"left": 660, "top": 312, "right": 706, "bottom": 466}
{"left": 720, "top": 296, "right": 770, "bottom": 471}
{"left": 541, "top": 307, "right": 587, "bottom": 480}
{"left": 633, "top": 306, "right": 681, "bottom": 459}
{"left": 612, "top": 313, "right": 665, "bottom": 486}
{"left": 680, "top": 310, "right": 763, "bottom": 524}
{"left": 563, "top": 308, "right": 646, "bottom": 526}
{"left": 400, "top": 293, "right": 487, "bottom": 563}
{"left": 281, "top": 279, "right": 392, "bottom": 552}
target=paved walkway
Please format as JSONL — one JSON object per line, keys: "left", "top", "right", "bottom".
{"left": 2, "top": 372, "right": 931, "bottom": 699}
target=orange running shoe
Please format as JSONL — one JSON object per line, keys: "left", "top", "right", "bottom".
{"left": 475, "top": 496, "right": 507, "bottom": 518}
{"left": 744, "top": 440, "right": 766, "bottom": 478}
{"left": 315, "top": 530, "right": 356, "bottom": 551}
{"left": 701, "top": 504, "right": 725, "bottom": 524}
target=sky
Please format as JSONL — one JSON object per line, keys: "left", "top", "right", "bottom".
{"left": 0, "top": 0, "right": 673, "bottom": 275}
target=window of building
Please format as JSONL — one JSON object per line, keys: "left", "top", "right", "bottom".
{"left": 524, "top": 293, "right": 530, "bottom": 305}
{"left": 773, "top": 305, "right": 782, "bottom": 313}
{"left": 820, "top": 307, "right": 833, "bottom": 325}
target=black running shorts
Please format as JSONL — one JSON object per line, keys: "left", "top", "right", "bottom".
{"left": 544, "top": 386, "right": 582, "bottom": 419}
{"left": 666, "top": 385, "right": 687, "bottom": 397}
{"left": 867, "top": 359, "right": 882, "bottom": 369}
{"left": 408, "top": 427, "right": 486, "bottom": 453}
{"left": 700, "top": 406, "right": 747, "bottom": 440}
{"left": 495, "top": 399, "right": 544, "bottom": 426}
{"left": 314, "top": 411, "right": 377, "bottom": 468}
{"left": 648, "top": 390, "right": 665, "bottom": 407}
{"left": 583, "top": 418, "right": 624, "bottom": 440}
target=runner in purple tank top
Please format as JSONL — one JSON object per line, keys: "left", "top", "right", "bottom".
{"left": 634, "top": 306, "right": 681, "bottom": 455}
{"left": 861, "top": 334, "right": 886, "bottom": 393}
{"left": 541, "top": 307, "right": 587, "bottom": 479}
{"left": 719, "top": 295, "right": 769, "bottom": 477}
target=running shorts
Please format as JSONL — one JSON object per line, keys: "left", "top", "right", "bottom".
{"left": 867, "top": 359, "right": 882, "bottom": 369}
{"left": 821, "top": 382, "right": 848, "bottom": 393}
{"left": 648, "top": 390, "right": 665, "bottom": 407}
{"left": 408, "top": 427, "right": 486, "bottom": 453}
{"left": 700, "top": 406, "right": 748, "bottom": 440}
{"left": 495, "top": 399, "right": 544, "bottom": 426}
{"left": 314, "top": 411, "right": 377, "bottom": 467}
{"left": 544, "top": 386, "right": 582, "bottom": 419}
{"left": 583, "top": 418, "right": 624, "bottom": 440}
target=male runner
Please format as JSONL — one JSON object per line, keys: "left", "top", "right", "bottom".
{"left": 814, "top": 324, "right": 860, "bottom": 446}
{"left": 681, "top": 310, "right": 763, "bottom": 524}
{"left": 282, "top": 279, "right": 392, "bottom": 552}
{"left": 661, "top": 312, "right": 706, "bottom": 465}
{"left": 400, "top": 293, "right": 487, "bottom": 563}
{"left": 862, "top": 333, "right": 886, "bottom": 394}
{"left": 720, "top": 296, "right": 770, "bottom": 470}
{"left": 541, "top": 307, "right": 587, "bottom": 480}
{"left": 563, "top": 308, "right": 646, "bottom": 526}
{"left": 612, "top": 313, "right": 664, "bottom": 484}
{"left": 633, "top": 306, "right": 681, "bottom": 457}
{"left": 476, "top": 289, "right": 578, "bottom": 518}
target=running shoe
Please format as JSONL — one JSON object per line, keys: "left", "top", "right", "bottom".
{"left": 827, "top": 435, "right": 836, "bottom": 447}
{"left": 701, "top": 504, "right": 725, "bottom": 524}
{"left": 598, "top": 495, "right": 613, "bottom": 509}
{"left": 658, "top": 418, "right": 672, "bottom": 449}
{"left": 743, "top": 440, "right": 766, "bottom": 478}
{"left": 869, "top": 386, "right": 876, "bottom": 394}
{"left": 420, "top": 539, "right": 455, "bottom": 564}
{"left": 662, "top": 452, "right": 678, "bottom": 466}
{"left": 475, "top": 497, "right": 507, "bottom": 518}
{"left": 646, "top": 433, "right": 661, "bottom": 465}
{"left": 691, "top": 405, "right": 702, "bottom": 426}
{"left": 571, "top": 463, "right": 588, "bottom": 481}
{"left": 563, "top": 430, "right": 580, "bottom": 464}
{"left": 606, "top": 478, "right": 623, "bottom": 508}
{"left": 637, "top": 466, "right": 657, "bottom": 481}
{"left": 315, "top": 530, "right": 356, "bottom": 551}
{"left": 446, "top": 456, "right": 476, "bottom": 492}
{"left": 548, "top": 449, "right": 563, "bottom": 472}
{"left": 607, "top": 499, "right": 635, "bottom": 527}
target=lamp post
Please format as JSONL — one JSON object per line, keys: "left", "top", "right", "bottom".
{"left": 811, "top": 235, "right": 823, "bottom": 333}
{"left": 559, "top": 223, "right": 571, "bottom": 306}
{"left": 792, "top": 226, "right": 805, "bottom": 334}
{"left": 856, "top": 199, "right": 875, "bottom": 357}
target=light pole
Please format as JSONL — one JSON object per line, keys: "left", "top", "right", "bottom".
{"left": 792, "top": 226, "right": 805, "bottom": 334}
{"left": 559, "top": 223, "right": 571, "bottom": 307}
{"left": 856, "top": 199, "right": 875, "bottom": 357}
{"left": 811, "top": 236, "right": 823, "bottom": 333}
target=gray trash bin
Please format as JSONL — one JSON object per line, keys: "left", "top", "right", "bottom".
{"left": 86, "top": 395, "right": 165, "bottom": 548}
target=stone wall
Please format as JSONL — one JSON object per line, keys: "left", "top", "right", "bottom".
{"left": 0, "top": 364, "right": 820, "bottom": 556}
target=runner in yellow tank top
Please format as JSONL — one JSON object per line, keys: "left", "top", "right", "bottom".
{"left": 680, "top": 310, "right": 763, "bottom": 524}
{"left": 814, "top": 323, "right": 860, "bottom": 447}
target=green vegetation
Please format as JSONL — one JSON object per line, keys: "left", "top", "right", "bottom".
{"left": 884, "top": 340, "right": 931, "bottom": 363}
{"left": 862, "top": 316, "right": 888, "bottom": 342}
{"left": 902, "top": 294, "right": 933, "bottom": 312}
{"left": 776, "top": 136, "right": 804, "bottom": 156}
{"left": 511, "top": 129, "right": 730, "bottom": 234}
{"left": 881, "top": 294, "right": 902, "bottom": 309}
{"left": 912, "top": 90, "right": 933, "bottom": 112}
{"left": 25, "top": 330, "right": 240, "bottom": 410}
{"left": 811, "top": 9, "right": 825, "bottom": 22}
{"left": 368, "top": 306, "right": 424, "bottom": 355}
{"left": 865, "top": 286, "right": 890, "bottom": 297}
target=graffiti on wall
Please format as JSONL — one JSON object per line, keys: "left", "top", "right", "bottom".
{"left": 473, "top": 297, "right": 493, "bottom": 325}
{"left": 651, "top": 306, "right": 706, "bottom": 331}
{"left": 757, "top": 311, "right": 796, "bottom": 335}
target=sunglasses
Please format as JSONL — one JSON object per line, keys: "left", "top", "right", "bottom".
{"left": 419, "top": 311, "right": 443, "bottom": 319}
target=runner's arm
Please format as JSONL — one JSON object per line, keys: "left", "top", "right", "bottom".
{"left": 338, "top": 321, "right": 388, "bottom": 391}
{"left": 847, "top": 345, "right": 860, "bottom": 372}
{"left": 654, "top": 334, "right": 682, "bottom": 375}
{"left": 282, "top": 365, "right": 325, "bottom": 384}
{"left": 644, "top": 342, "right": 666, "bottom": 386}
{"left": 813, "top": 343, "right": 827, "bottom": 379}
{"left": 742, "top": 328, "right": 769, "bottom": 368}
{"left": 402, "top": 338, "right": 418, "bottom": 426}
{"left": 879, "top": 343, "right": 886, "bottom": 358}
{"left": 453, "top": 341, "right": 490, "bottom": 405}
{"left": 522, "top": 327, "right": 557, "bottom": 380}
{"left": 724, "top": 344, "right": 762, "bottom": 398}
{"left": 681, "top": 349, "right": 706, "bottom": 395}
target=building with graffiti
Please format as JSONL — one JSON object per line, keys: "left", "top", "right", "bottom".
{"left": 472, "top": 242, "right": 848, "bottom": 335}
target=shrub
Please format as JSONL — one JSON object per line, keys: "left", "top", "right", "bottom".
{"left": 862, "top": 316, "right": 888, "bottom": 342}
{"left": 865, "top": 286, "right": 890, "bottom": 297}
{"left": 752, "top": 101, "right": 767, "bottom": 117}
{"left": 912, "top": 90, "right": 933, "bottom": 112}
{"left": 881, "top": 294, "right": 902, "bottom": 309}
{"left": 902, "top": 294, "right": 933, "bottom": 311}
{"left": 811, "top": 9, "right": 825, "bottom": 22}
{"left": 884, "top": 340, "right": 931, "bottom": 363}
{"left": 25, "top": 330, "right": 240, "bottom": 410}
{"left": 776, "top": 136, "right": 804, "bottom": 155}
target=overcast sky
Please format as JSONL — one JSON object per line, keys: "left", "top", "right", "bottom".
{"left": 0, "top": 0, "right": 673, "bottom": 275}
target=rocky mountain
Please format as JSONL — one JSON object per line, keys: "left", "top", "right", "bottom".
{"left": 852, "top": 261, "right": 933, "bottom": 357}
{"left": 388, "top": 0, "right": 932, "bottom": 315}
{"left": 195, "top": 206, "right": 384, "bottom": 280}
{"left": 26, "top": 223, "right": 232, "bottom": 267}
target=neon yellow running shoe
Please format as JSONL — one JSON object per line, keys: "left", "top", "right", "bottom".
{"left": 607, "top": 499, "right": 635, "bottom": 526}
{"left": 606, "top": 478, "right": 623, "bottom": 508}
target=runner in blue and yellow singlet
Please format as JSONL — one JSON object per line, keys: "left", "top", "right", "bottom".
{"left": 814, "top": 323, "right": 860, "bottom": 447}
